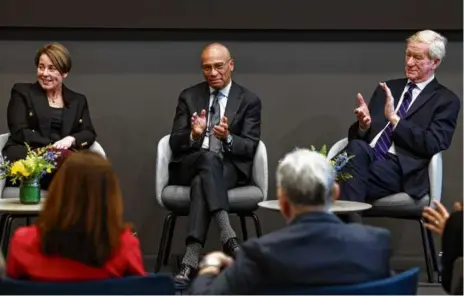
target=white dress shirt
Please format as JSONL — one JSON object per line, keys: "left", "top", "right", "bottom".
{"left": 366, "top": 75, "right": 435, "bottom": 155}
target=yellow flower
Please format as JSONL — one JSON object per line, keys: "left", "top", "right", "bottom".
{"left": 46, "top": 167, "right": 52, "bottom": 173}
{"left": 10, "top": 161, "right": 30, "bottom": 177}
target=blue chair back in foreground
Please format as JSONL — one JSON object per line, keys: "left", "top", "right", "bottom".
{"left": 261, "top": 268, "right": 420, "bottom": 295}
{"left": 0, "top": 273, "right": 175, "bottom": 295}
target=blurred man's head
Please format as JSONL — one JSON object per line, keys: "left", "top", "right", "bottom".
{"left": 276, "top": 149, "right": 339, "bottom": 221}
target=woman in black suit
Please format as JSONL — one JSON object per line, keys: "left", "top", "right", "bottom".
{"left": 3, "top": 42, "right": 96, "bottom": 189}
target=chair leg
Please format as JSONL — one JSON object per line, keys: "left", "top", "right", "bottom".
{"left": 426, "top": 228, "right": 440, "bottom": 279}
{"left": 251, "top": 213, "right": 262, "bottom": 237}
{"left": 0, "top": 214, "right": 8, "bottom": 245}
{"left": 155, "top": 213, "right": 174, "bottom": 272}
{"left": 2, "top": 214, "right": 14, "bottom": 256}
{"left": 239, "top": 215, "right": 248, "bottom": 241}
{"left": 163, "top": 214, "right": 177, "bottom": 265}
{"left": 419, "top": 218, "right": 434, "bottom": 283}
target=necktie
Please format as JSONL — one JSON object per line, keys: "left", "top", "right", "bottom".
{"left": 209, "top": 91, "right": 222, "bottom": 153}
{"left": 373, "top": 83, "right": 416, "bottom": 160}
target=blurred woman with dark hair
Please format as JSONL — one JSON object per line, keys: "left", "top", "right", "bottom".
{"left": 6, "top": 151, "right": 146, "bottom": 280}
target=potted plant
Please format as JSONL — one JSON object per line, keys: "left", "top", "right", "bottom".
{"left": 0, "top": 144, "right": 61, "bottom": 204}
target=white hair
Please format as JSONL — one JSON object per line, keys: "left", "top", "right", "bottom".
{"left": 276, "top": 149, "right": 336, "bottom": 206}
{"left": 407, "top": 30, "right": 447, "bottom": 60}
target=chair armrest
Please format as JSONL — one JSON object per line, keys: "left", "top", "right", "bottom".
{"left": 0, "top": 133, "right": 10, "bottom": 199}
{"left": 252, "top": 141, "right": 268, "bottom": 201}
{"left": 89, "top": 141, "right": 106, "bottom": 158}
{"left": 327, "top": 138, "right": 349, "bottom": 160}
{"left": 428, "top": 152, "right": 443, "bottom": 205}
{"left": 156, "top": 135, "right": 172, "bottom": 207}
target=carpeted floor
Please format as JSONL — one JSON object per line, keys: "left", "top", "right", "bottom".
{"left": 418, "top": 282, "right": 447, "bottom": 295}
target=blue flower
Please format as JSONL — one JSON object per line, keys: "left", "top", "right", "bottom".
{"left": 43, "top": 151, "right": 56, "bottom": 162}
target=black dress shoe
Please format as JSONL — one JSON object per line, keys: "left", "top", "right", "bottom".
{"left": 223, "top": 237, "right": 241, "bottom": 258}
{"left": 174, "top": 264, "right": 197, "bottom": 286}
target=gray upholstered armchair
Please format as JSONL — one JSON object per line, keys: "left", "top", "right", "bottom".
{"left": 328, "top": 137, "right": 441, "bottom": 283}
{"left": 0, "top": 133, "right": 107, "bottom": 199}
{"left": 155, "top": 134, "right": 268, "bottom": 272}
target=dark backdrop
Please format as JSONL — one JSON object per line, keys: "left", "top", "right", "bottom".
{"left": 0, "top": 28, "right": 462, "bottom": 276}
{"left": 0, "top": 0, "right": 462, "bottom": 30}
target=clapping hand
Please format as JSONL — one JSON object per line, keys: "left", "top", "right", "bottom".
{"left": 354, "top": 93, "right": 371, "bottom": 130}
{"left": 213, "top": 116, "right": 229, "bottom": 140}
{"left": 379, "top": 82, "right": 399, "bottom": 125}
{"left": 191, "top": 109, "right": 207, "bottom": 139}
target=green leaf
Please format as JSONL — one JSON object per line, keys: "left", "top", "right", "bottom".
{"left": 320, "top": 145, "right": 328, "bottom": 156}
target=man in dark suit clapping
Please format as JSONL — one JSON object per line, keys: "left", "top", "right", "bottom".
{"left": 168, "top": 43, "right": 261, "bottom": 285}
{"left": 340, "top": 30, "right": 460, "bottom": 203}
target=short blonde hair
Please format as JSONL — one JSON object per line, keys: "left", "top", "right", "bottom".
{"left": 407, "top": 30, "right": 447, "bottom": 60}
{"left": 34, "top": 42, "right": 72, "bottom": 74}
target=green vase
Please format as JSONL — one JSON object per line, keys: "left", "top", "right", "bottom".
{"left": 19, "top": 177, "right": 41, "bottom": 204}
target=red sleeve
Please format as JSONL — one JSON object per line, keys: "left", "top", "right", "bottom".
{"left": 123, "top": 233, "right": 147, "bottom": 276}
{"left": 6, "top": 230, "right": 27, "bottom": 279}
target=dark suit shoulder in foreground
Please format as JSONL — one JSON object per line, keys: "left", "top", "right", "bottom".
{"left": 191, "top": 212, "right": 392, "bottom": 294}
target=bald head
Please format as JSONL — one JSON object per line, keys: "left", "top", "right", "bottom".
{"left": 201, "top": 43, "right": 231, "bottom": 61}
{"left": 201, "top": 43, "right": 234, "bottom": 90}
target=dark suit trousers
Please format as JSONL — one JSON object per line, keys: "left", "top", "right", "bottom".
{"left": 169, "top": 150, "right": 239, "bottom": 245}
{"left": 339, "top": 139, "right": 403, "bottom": 202}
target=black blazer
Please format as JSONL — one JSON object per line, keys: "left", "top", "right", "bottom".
{"left": 169, "top": 81, "right": 261, "bottom": 180}
{"left": 348, "top": 78, "right": 461, "bottom": 198}
{"left": 3, "top": 82, "right": 97, "bottom": 161}
{"left": 191, "top": 212, "right": 392, "bottom": 294}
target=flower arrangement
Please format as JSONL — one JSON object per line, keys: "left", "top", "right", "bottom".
{"left": 288, "top": 145, "right": 354, "bottom": 181}
{"left": 309, "top": 145, "right": 354, "bottom": 181}
{"left": 0, "top": 144, "right": 61, "bottom": 184}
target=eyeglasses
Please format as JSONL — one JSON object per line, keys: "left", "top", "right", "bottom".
{"left": 202, "top": 59, "right": 231, "bottom": 72}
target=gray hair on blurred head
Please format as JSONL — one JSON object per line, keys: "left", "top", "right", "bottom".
{"left": 276, "top": 149, "right": 336, "bottom": 207}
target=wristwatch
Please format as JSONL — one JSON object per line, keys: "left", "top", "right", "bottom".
{"left": 226, "top": 134, "right": 233, "bottom": 146}
{"left": 199, "top": 255, "right": 223, "bottom": 270}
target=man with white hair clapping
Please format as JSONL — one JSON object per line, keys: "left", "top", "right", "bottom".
{"left": 191, "top": 149, "right": 392, "bottom": 295}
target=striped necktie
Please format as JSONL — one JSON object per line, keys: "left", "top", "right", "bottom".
{"left": 373, "top": 83, "right": 416, "bottom": 160}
